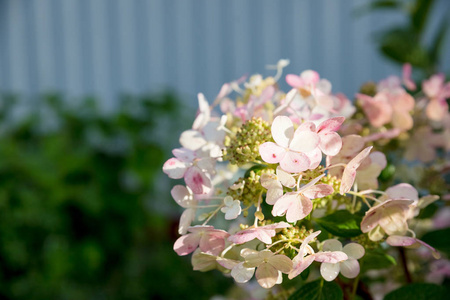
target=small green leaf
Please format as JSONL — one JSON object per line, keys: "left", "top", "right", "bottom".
{"left": 421, "top": 228, "right": 450, "bottom": 256}
{"left": 288, "top": 279, "right": 343, "bottom": 300}
{"left": 361, "top": 250, "right": 396, "bottom": 272}
{"left": 411, "top": 0, "right": 435, "bottom": 37}
{"left": 315, "top": 210, "right": 362, "bottom": 238}
{"left": 384, "top": 283, "right": 446, "bottom": 300}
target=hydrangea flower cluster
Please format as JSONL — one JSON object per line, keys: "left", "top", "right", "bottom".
{"left": 163, "top": 60, "right": 449, "bottom": 299}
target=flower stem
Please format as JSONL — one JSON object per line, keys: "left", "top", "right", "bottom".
{"left": 399, "top": 247, "right": 413, "bottom": 283}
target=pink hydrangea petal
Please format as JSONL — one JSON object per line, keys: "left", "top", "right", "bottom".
{"left": 184, "top": 167, "right": 212, "bottom": 195}
{"left": 340, "top": 146, "right": 373, "bottom": 194}
{"left": 303, "top": 184, "right": 334, "bottom": 199}
{"left": 340, "top": 134, "right": 365, "bottom": 156}
{"left": 317, "top": 117, "right": 345, "bottom": 133}
{"left": 286, "top": 74, "right": 305, "bottom": 88}
{"left": 423, "top": 74, "right": 445, "bottom": 98}
{"left": 290, "top": 130, "right": 320, "bottom": 153}
{"left": 361, "top": 208, "right": 381, "bottom": 233}
{"left": 370, "top": 151, "right": 387, "bottom": 169}
{"left": 285, "top": 195, "right": 312, "bottom": 223}
{"left": 288, "top": 255, "right": 315, "bottom": 279}
{"left": 305, "top": 148, "right": 323, "bottom": 169}
{"left": 402, "top": 63, "right": 416, "bottom": 91}
{"left": 279, "top": 151, "right": 310, "bottom": 173}
{"left": 299, "top": 174, "right": 326, "bottom": 191}
{"left": 314, "top": 251, "right": 348, "bottom": 263}
{"left": 319, "top": 132, "right": 342, "bottom": 156}
{"left": 426, "top": 99, "right": 447, "bottom": 121}
{"left": 392, "top": 110, "right": 413, "bottom": 130}
{"left": 259, "top": 142, "right": 286, "bottom": 164}
{"left": 228, "top": 228, "right": 257, "bottom": 244}
{"left": 256, "top": 263, "right": 279, "bottom": 289}
{"left": 255, "top": 229, "right": 275, "bottom": 244}
{"left": 386, "top": 183, "right": 418, "bottom": 201}
{"left": 299, "top": 231, "right": 321, "bottom": 257}
{"left": 415, "top": 239, "right": 441, "bottom": 259}
{"left": 301, "top": 70, "right": 320, "bottom": 84}
{"left": 163, "top": 158, "right": 188, "bottom": 179}
{"left": 322, "top": 239, "right": 343, "bottom": 252}
{"left": 359, "top": 93, "right": 393, "bottom": 127}
{"left": 272, "top": 193, "right": 297, "bottom": 218}
{"left": 200, "top": 232, "right": 226, "bottom": 256}
{"left": 385, "top": 235, "right": 416, "bottom": 247}
{"left": 340, "top": 259, "right": 360, "bottom": 278}
{"left": 172, "top": 148, "right": 196, "bottom": 162}
{"left": 174, "top": 233, "right": 201, "bottom": 256}
{"left": 342, "top": 243, "right": 365, "bottom": 260}
{"left": 272, "top": 116, "right": 294, "bottom": 148}
{"left": 297, "top": 121, "right": 317, "bottom": 132}
{"left": 320, "top": 262, "right": 341, "bottom": 281}
{"left": 216, "top": 257, "right": 239, "bottom": 270}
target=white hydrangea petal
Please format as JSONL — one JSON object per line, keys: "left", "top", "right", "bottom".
{"left": 180, "top": 130, "right": 207, "bottom": 151}
{"left": 271, "top": 116, "right": 294, "bottom": 148}
{"left": 320, "top": 262, "right": 341, "bottom": 281}
{"left": 322, "top": 239, "right": 343, "bottom": 252}
{"left": 386, "top": 183, "right": 419, "bottom": 201}
{"left": 231, "top": 262, "right": 255, "bottom": 283}
{"left": 342, "top": 243, "right": 365, "bottom": 260}
{"left": 255, "top": 263, "right": 279, "bottom": 289}
{"left": 340, "top": 259, "right": 360, "bottom": 279}
{"left": 268, "top": 255, "right": 293, "bottom": 273}
{"left": 179, "top": 208, "right": 196, "bottom": 235}
{"left": 276, "top": 167, "right": 296, "bottom": 188}
{"left": 290, "top": 130, "right": 320, "bottom": 153}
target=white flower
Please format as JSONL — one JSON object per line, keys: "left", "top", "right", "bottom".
{"left": 221, "top": 196, "right": 241, "bottom": 220}
{"left": 320, "top": 240, "right": 365, "bottom": 281}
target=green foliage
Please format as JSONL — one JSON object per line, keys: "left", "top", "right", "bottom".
{"left": 288, "top": 279, "right": 343, "bottom": 300}
{"left": 315, "top": 210, "right": 363, "bottom": 238}
{"left": 0, "top": 93, "right": 232, "bottom": 299}
{"left": 384, "top": 283, "right": 446, "bottom": 300}
{"left": 358, "top": 0, "right": 449, "bottom": 75}
{"left": 421, "top": 227, "right": 450, "bottom": 257}
{"left": 360, "top": 249, "right": 396, "bottom": 272}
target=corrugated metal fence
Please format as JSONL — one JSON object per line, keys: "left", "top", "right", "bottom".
{"left": 0, "top": 0, "right": 448, "bottom": 110}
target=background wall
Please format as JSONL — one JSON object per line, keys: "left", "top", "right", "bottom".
{"left": 0, "top": 0, "right": 448, "bottom": 111}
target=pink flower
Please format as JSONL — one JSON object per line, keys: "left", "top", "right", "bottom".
{"left": 272, "top": 174, "right": 334, "bottom": 223}
{"left": 163, "top": 148, "right": 214, "bottom": 195}
{"left": 357, "top": 93, "right": 392, "bottom": 128}
{"left": 320, "top": 240, "right": 365, "bottom": 281}
{"left": 259, "top": 116, "right": 319, "bottom": 173}
{"left": 386, "top": 236, "right": 440, "bottom": 259}
{"left": 289, "top": 231, "right": 348, "bottom": 279}
{"left": 361, "top": 199, "right": 415, "bottom": 241}
{"left": 402, "top": 63, "right": 416, "bottom": 91}
{"left": 286, "top": 70, "right": 320, "bottom": 90}
{"left": 241, "top": 248, "right": 293, "bottom": 289}
{"left": 260, "top": 167, "right": 296, "bottom": 205}
{"left": 423, "top": 73, "right": 450, "bottom": 121}
{"left": 228, "top": 222, "right": 291, "bottom": 245}
{"left": 340, "top": 146, "right": 373, "bottom": 194}
{"left": 173, "top": 225, "right": 230, "bottom": 256}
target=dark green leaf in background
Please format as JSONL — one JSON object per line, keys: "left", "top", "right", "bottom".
{"left": 384, "top": 283, "right": 446, "bottom": 300}
{"left": 288, "top": 279, "right": 343, "bottom": 300}
{"left": 315, "top": 210, "right": 362, "bottom": 238}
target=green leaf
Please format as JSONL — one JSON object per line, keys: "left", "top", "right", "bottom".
{"left": 384, "top": 283, "right": 446, "bottom": 300}
{"left": 379, "top": 27, "right": 430, "bottom": 69}
{"left": 361, "top": 250, "right": 396, "bottom": 272}
{"left": 429, "top": 17, "right": 449, "bottom": 68}
{"left": 315, "top": 210, "right": 362, "bottom": 238}
{"left": 421, "top": 228, "right": 450, "bottom": 256}
{"left": 288, "top": 279, "right": 343, "bottom": 300}
{"left": 411, "top": 0, "right": 435, "bottom": 37}
{"left": 353, "top": 0, "right": 403, "bottom": 17}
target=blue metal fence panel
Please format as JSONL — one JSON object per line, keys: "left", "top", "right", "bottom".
{"left": 0, "top": 0, "right": 448, "bottom": 111}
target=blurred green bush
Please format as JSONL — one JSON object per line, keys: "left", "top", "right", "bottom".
{"left": 0, "top": 93, "right": 232, "bottom": 299}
